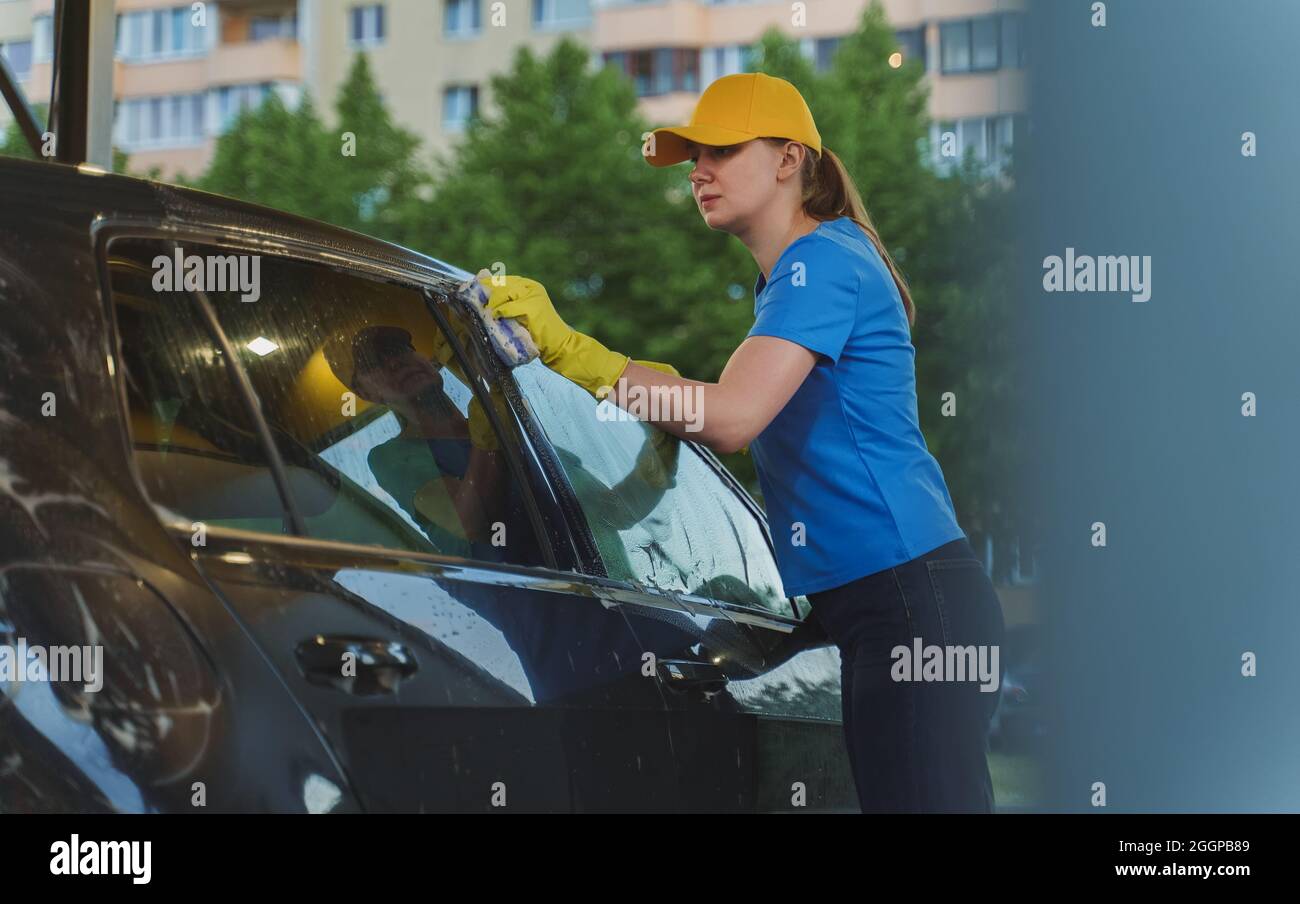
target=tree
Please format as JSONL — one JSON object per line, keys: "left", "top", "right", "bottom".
{"left": 198, "top": 53, "right": 424, "bottom": 241}
{"left": 330, "top": 52, "right": 426, "bottom": 241}
{"left": 198, "top": 90, "right": 354, "bottom": 224}
{"left": 0, "top": 103, "right": 130, "bottom": 172}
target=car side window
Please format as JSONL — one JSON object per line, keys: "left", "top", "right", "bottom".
{"left": 512, "top": 359, "right": 791, "bottom": 616}
{"left": 107, "top": 250, "right": 288, "bottom": 536}
{"left": 107, "top": 238, "right": 545, "bottom": 568}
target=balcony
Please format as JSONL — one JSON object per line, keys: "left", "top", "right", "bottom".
{"left": 595, "top": 0, "right": 872, "bottom": 50}
{"left": 208, "top": 36, "right": 300, "bottom": 86}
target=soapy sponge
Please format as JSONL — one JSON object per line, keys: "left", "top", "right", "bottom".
{"left": 457, "top": 268, "right": 541, "bottom": 368}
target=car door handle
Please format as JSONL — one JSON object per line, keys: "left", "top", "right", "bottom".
{"left": 657, "top": 659, "right": 729, "bottom": 696}
{"left": 296, "top": 635, "right": 417, "bottom": 696}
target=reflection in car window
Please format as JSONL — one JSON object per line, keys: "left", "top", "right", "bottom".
{"left": 109, "top": 254, "right": 288, "bottom": 535}
{"left": 513, "top": 360, "right": 790, "bottom": 615}
{"left": 107, "top": 239, "right": 544, "bottom": 568}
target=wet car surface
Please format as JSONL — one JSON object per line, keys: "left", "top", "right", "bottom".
{"left": 0, "top": 158, "right": 856, "bottom": 812}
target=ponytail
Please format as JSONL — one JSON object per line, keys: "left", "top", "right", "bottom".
{"left": 776, "top": 140, "right": 916, "bottom": 328}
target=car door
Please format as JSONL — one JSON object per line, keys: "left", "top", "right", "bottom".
{"left": 100, "top": 227, "right": 686, "bottom": 812}
{"left": 509, "top": 359, "right": 859, "bottom": 811}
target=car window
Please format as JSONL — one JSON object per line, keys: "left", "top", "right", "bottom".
{"left": 106, "top": 238, "right": 545, "bottom": 568}
{"left": 108, "top": 253, "right": 288, "bottom": 536}
{"left": 512, "top": 359, "right": 791, "bottom": 616}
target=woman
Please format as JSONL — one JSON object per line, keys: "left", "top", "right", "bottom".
{"left": 482, "top": 72, "right": 1006, "bottom": 813}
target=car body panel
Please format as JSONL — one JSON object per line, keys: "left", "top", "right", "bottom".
{"left": 0, "top": 158, "right": 855, "bottom": 812}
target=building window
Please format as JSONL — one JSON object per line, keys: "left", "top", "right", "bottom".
{"left": 115, "top": 7, "right": 209, "bottom": 61}
{"left": 214, "top": 82, "right": 275, "bottom": 132}
{"left": 653, "top": 48, "right": 674, "bottom": 94}
{"left": 32, "top": 14, "right": 53, "bottom": 64}
{"left": 604, "top": 48, "right": 699, "bottom": 97}
{"left": 893, "top": 28, "right": 924, "bottom": 69}
{"left": 349, "top": 4, "right": 386, "bottom": 47}
{"left": 964, "top": 115, "right": 990, "bottom": 161}
{"left": 629, "top": 50, "right": 652, "bottom": 96}
{"left": 114, "top": 92, "right": 207, "bottom": 150}
{"left": 249, "top": 13, "right": 298, "bottom": 41}
{"left": 940, "top": 13, "right": 1025, "bottom": 74}
{"left": 676, "top": 47, "right": 699, "bottom": 93}
{"left": 442, "top": 85, "right": 478, "bottom": 130}
{"left": 939, "top": 22, "right": 968, "bottom": 73}
{"left": 814, "top": 36, "right": 841, "bottom": 73}
{"left": 1002, "top": 12, "right": 1025, "bottom": 68}
{"left": 445, "top": 0, "right": 480, "bottom": 37}
{"left": 971, "top": 16, "right": 1000, "bottom": 70}
{"left": 0, "top": 40, "right": 32, "bottom": 80}
{"left": 532, "top": 0, "right": 592, "bottom": 30}
{"left": 699, "top": 43, "right": 752, "bottom": 86}
{"left": 930, "top": 114, "right": 1020, "bottom": 172}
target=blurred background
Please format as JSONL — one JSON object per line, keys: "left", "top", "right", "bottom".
{"left": 0, "top": 0, "right": 1041, "bottom": 805}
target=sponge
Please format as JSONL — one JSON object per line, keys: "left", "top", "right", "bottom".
{"left": 457, "top": 269, "right": 540, "bottom": 368}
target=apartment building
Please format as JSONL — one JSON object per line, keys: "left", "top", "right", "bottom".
{"left": 0, "top": 0, "right": 1025, "bottom": 179}
{"left": 5, "top": 0, "right": 301, "bottom": 178}
{"left": 299, "top": 0, "right": 593, "bottom": 162}
{"left": 595, "top": 0, "right": 1027, "bottom": 172}
{"left": 0, "top": 1, "right": 34, "bottom": 116}
{"left": 1, "top": 0, "right": 591, "bottom": 178}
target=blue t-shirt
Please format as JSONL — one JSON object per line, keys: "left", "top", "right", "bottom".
{"left": 747, "top": 216, "right": 966, "bottom": 597}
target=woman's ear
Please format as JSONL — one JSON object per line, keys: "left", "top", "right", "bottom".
{"left": 776, "top": 140, "right": 807, "bottom": 182}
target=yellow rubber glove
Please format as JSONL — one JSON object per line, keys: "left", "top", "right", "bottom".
{"left": 481, "top": 274, "right": 629, "bottom": 398}
{"left": 632, "top": 359, "right": 679, "bottom": 379}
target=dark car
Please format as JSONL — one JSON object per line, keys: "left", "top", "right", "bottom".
{"left": 0, "top": 157, "right": 857, "bottom": 813}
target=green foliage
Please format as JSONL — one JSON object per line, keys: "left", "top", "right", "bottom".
{"left": 200, "top": 90, "right": 335, "bottom": 221}
{"left": 0, "top": 104, "right": 43, "bottom": 161}
{"left": 331, "top": 52, "right": 426, "bottom": 240}
{"left": 0, "top": 103, "right": 129, "bottom": 172}
{"left": 198, "top": 53, "right": 424, "bottom": 242}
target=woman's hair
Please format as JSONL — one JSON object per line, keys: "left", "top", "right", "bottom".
{"left": 766, "top": 138, "right": 916, "bottom": 327}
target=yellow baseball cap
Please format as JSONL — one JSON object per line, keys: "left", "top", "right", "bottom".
{"left": 644, "top": 72, "right": 823, "bottom": 167}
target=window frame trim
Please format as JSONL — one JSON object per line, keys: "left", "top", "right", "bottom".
{"left": 160, "top": 518, "right": 800, "bottom": 636}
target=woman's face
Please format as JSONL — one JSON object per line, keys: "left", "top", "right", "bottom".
{"left": 354, "top": 345, "right": 444, "bottom": 406}
{"left": 685, "top": 139, "right": 785, "bottom": 233}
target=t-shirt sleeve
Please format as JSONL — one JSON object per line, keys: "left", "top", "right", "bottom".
{"left": 748, "top": 240, "right": 860, "bottom": 364}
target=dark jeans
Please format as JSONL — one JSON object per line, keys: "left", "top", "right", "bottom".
{"left": 809, "top": 536, "right": 1006, "bottom": 813}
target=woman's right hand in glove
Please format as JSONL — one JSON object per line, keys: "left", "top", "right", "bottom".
{"left": 480, "top": 271, "right": 630, "bottom": 399}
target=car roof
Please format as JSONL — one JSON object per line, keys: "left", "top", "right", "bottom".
{"left": 0, "top": 156, "right": 472, "bottom": 292}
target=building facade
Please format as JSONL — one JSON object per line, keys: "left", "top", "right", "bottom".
{"left": 596, "top": 0, "right": 1026, "bottom": 172}
{"left": 0, "top": 0, "right": 1025, "bottom": 180}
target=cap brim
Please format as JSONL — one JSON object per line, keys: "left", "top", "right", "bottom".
{"left": 643, "top": 125, "right": 759, "bottom": 167}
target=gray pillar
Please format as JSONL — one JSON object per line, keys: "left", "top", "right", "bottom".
{"left": 86, "top": 0, "right": 116, "bottom": 169}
